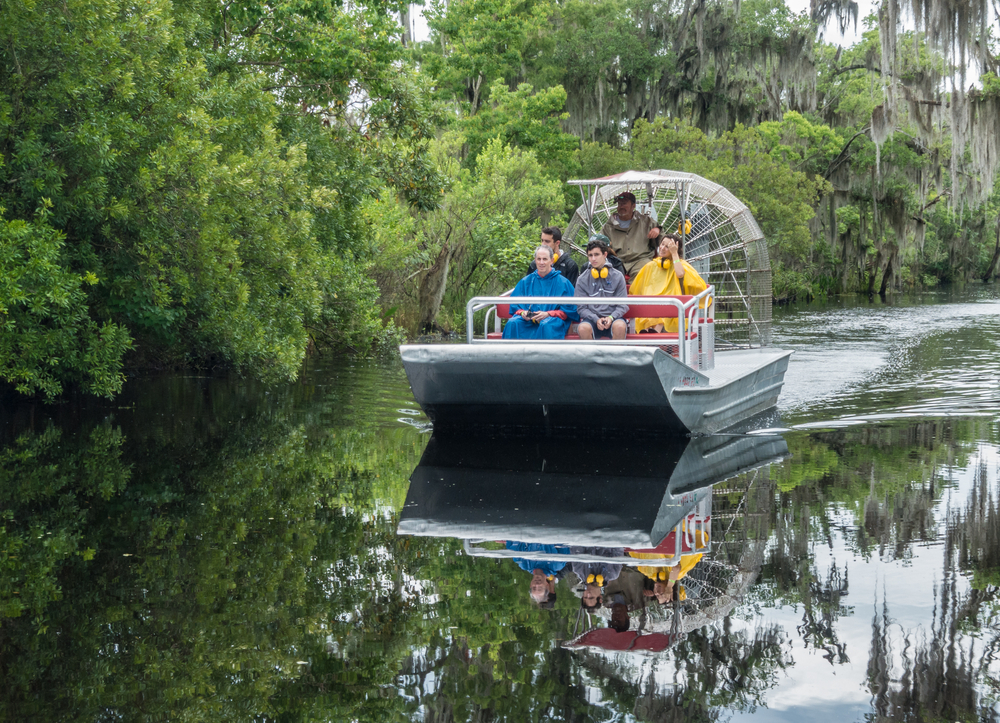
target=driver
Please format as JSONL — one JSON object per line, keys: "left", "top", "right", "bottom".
{"left": 600, "top": 191, "right": 660, "bottom": 278}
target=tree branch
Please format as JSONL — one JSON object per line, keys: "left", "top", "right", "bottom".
{"left": 823, "top": 128, "right": 869, "bottom": 179}
{"left": 235, "top": 59, "right": 315, "bottom": 66}
{"left": 831, "top": 63, "right": 887, "bottom": 77}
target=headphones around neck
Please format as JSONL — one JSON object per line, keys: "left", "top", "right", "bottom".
{"left": 552, "top": 252, "right": 560, "bottom": 263}
{"left": 590, "top": 265, "right": 609, "bottom": 279}
{"left": 586, "top": 574, "right": 605, "bottom": 585}
{"left": 658, "top": 257, "right": 673, "bottom": 269}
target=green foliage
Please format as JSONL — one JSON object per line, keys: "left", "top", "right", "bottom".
{"left": 604, "top": 118, "right": 830, "bottom": 300}
{"left": 0, "top": 208, "right": 131, "bottom": 397}
{"left": 462, "top": 81, "right": 580, "bottom": 185}
{"left": 0, "top": 0, "right": 443, "bottom": 398}
{"left": 421, "top": 0, "right": 554, "bottom": 111}
{"left": 387, "top": 135, "right": 564, "bottom": 331}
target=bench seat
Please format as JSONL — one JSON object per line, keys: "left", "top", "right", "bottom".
{"left": 485, "top": 331, "right": 697, "bottom": 341}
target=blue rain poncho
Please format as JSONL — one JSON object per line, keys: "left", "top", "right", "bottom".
{"left": 506, "top": 541, "right": 571, "bottom": 575}
{"left": 503, "top": 269, "right": 579, "bottom": 340}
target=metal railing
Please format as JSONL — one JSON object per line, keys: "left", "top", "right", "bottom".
{"left": 461, "top": 514, "right": 711, "bottom": 567}
{"left": 462, "top": 541, "right": 687, "bottom": 567}
{"left": 466, "top": 286, "right": 715, "bottom": 368}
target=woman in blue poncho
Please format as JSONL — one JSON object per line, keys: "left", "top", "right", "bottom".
{"left": 503, "top": 246, "right": 579, "bottom": 339}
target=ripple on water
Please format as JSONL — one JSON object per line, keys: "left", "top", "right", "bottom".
{"left": 299, "top": 359, "right": 429, "bottom": 430}
{"left": 776, "top": 292, "right": 1000, "bottom": 426}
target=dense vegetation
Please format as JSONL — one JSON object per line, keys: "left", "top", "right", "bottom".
{"left": 2, "top": 0, "right": 999, "bottom": 395}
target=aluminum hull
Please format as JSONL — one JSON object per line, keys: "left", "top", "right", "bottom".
{"left": 400, "top": 343, "right": 791, "bottom": 435}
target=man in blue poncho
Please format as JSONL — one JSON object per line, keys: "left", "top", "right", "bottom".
{"left": 506, "top": 541, "right": 570, "bottom": 607}
{"left": 503, "top": 245, "right": 578, "bottom": 339}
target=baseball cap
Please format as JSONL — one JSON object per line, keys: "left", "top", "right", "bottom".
{"left": 614, "top": 191, "right": 636, "bottom": 203}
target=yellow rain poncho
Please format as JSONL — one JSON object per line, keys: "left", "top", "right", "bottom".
{"left": 628, "top": 258, "right": 708, "bottom": 332}
{"left": 631, "top": 552, "right": 703, "bottom": 584}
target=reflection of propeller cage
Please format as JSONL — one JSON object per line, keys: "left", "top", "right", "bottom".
{"left": 639, "top": 466, "right": 774, "bottom": 634}
{"left": 566, "top": 171, "right": 772, "bottom": 347}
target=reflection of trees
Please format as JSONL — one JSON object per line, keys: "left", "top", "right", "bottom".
{"left": 865, "top": 573, "right": 998, "bottom": 723}
{"left": 762, "top": 420, "right": 993, "bottom": 666}
{"left": 0, "top": 370, "right": 428, "bottom": 721}
{"left": 5, "top": 377, "right": 997, "bottom": 723}
{"left": 765, "top": 420, "right": 1000, "bottom": 722}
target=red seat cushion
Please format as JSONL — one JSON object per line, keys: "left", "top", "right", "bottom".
{"left": 623, "top": 295, "right": 694, "bottom": 319}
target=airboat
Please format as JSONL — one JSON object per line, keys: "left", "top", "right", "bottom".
{"left": 400, "top": 170, "right": 792, "bottom": 435}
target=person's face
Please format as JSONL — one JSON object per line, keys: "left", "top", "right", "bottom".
{"left": 617, "top": 199, "right": 636, "bottom": 220}
{"left": 540, "top": 233, "right": 559, "bottom": 255}
{"left": 587, "top": 247, "right": 608, "bottom": 268}
{"left": 530, "top": 572, "right": 549, "bottom": 602}
{"left": 582, "top": 585, "right": 602, "bottom": 607}
{"left": 534, "top": 249, "right": 553, "bottom": 276}
{"left": 658, "top": 237, "right": 679, "bottom": 258}
{"left": 653, "top": 581, "right": 670, "bottom": 603}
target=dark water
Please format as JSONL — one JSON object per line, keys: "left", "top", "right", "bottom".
{"left": 2, "top": 288, "right": 999, "bottom": 722}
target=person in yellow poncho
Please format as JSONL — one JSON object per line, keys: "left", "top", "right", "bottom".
{"left": 628, "top": 232, "right": 708, "bottom": 333}
{"left": 631, "top": 527, "right": 709, "bottom": 603}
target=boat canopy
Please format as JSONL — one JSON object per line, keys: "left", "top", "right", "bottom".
{"left": 566, "top": 169, "right": 772, "bottom": 348}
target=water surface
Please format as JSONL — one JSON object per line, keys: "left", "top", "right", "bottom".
{"left": 1, "top": 287, "right": 999, "bottom": 722}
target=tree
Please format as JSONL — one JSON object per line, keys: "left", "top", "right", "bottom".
{"left": 410, "top": 137, "right": 564, "bottom": 331}
{"left": 0, "top": 0, "right": 442, "bottom": 396}
{"left": 421, "top": 0, "right": 554, "bottom": 112}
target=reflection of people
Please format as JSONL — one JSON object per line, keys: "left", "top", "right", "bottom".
{"left": 641, "top": 565, "right": 683, "bottom": 604}
{"left": 601, "top": 191, "right": 659, "bottom": 278}
{"left": 602, "top": 567, "right": 649, "bottom": 611}
{"left": 632, "top": 538, "right": 705, "bottom": 604}
{"left": 527, "top": 226, "right": 579, "bottom": 286}
{"left": 569, "top": 546, "right": 624, "bottom": 610}
{"left": 506, "top": 541, "right": 569, "bottom": 608}
{"left": 575, "top": 237, "right": 628, "bottom": 341}
{"left": 628, "top": 233, "right": 708, "bottom": 333}
{"left": 503, "top": 246, "right": 578, "bottom": 340}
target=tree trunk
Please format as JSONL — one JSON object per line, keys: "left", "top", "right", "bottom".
{"left": 982, "top": 211, "right": 1000, "bottom": 282}
{"left": 399, "top": 6, "right": 412, "bottom": 46}
{"left": 867, "top": 247, "right": 882, "bottom": 299}
{"left": 470, "top": 73, "right": 484, "bottom": 114}
{"left": 417, "top": 244, "right": 453, "bottom": 332}
{"left": 878, "top": 248, "right": 895, "bottom": 298}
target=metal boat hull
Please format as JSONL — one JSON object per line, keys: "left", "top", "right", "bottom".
{"left": 400, "top": 343, "right": 791, "bottom": 435}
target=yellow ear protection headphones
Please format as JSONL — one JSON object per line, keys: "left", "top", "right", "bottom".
{"left": 656, "top": 570, "right": 671, "bottom": 581}
{"left": 547, "top": 575, "right": 555, "bottom": 581}
{"left": 677, "top": 219, "right": 692, "bottom": 235}
{"left": 590, "top": 265, "right": 609, "bottom": 279}
{"left": 552, "top": 253, "right": 560, "bottom": 263}
{"left": 586, "top": 574, "right": 605, "bottom": 585}
{"left": 658, "top": 257, "right": 672, "bottom": 269}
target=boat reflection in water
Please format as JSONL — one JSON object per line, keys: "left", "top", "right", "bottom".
{"left": 398, "top": 431, "right": 788, "bottom": 653}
